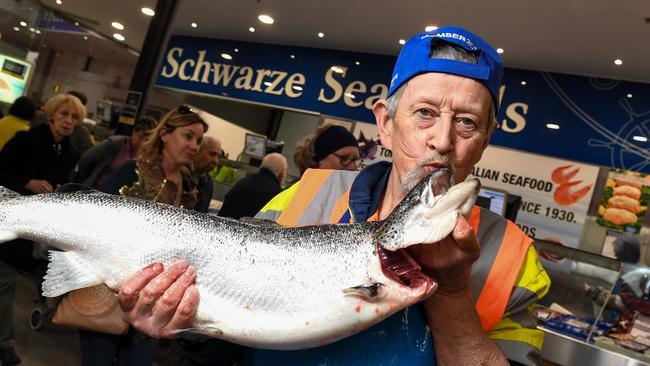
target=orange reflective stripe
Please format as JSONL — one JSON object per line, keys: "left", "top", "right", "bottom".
{"left": 469, "top": 205, "right": 481, "bottom": 234}
{"left": 475, "top": 221, "right": 532, "bottom": 331}
{"left": 277, "top": 169, "right": 332, "bottom": 226}
{"left": 328, "top": 190, "right": 351, "bottom": 224}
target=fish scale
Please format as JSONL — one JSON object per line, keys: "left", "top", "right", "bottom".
{"left": 0, "top": 169, "right": 479, "bottom": 349}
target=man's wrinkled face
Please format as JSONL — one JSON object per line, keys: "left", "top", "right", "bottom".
{"left": 194, "top": 141, "right": 222, "bottom": 174}
{"left": 376, "top": 73, "right": 494, "bottom": 190}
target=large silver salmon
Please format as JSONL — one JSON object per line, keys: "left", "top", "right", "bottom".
{"left": 0, "top": 168, "right": 479, "bottom": 349}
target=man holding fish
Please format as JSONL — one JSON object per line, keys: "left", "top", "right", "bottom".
{"left": 117, "top": 26, "right": 550, "bottom": 365}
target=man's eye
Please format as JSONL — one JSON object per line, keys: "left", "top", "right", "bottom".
{"left": 416, "top": 108, "right": 433, "bottom": 117}
{"left": 459, "top": 118, "right": 477, "bottom": 127}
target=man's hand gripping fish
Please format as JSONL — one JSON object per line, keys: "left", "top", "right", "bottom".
{"left": 0, "top": 168, "right": 479, "bottom": 349}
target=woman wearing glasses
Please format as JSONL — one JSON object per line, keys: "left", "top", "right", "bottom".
{"left": 294, "top": 124, "right": 360, "bottom": 176}
{"left": 77, "top": 106, "right": 208, "bottom": 366}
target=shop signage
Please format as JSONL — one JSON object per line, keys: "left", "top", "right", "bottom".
{"left": 156, "top": 35, "right": 650, "bottom": 173}
{"left": 473, "top": 145, "right": 600, "bottom": 247}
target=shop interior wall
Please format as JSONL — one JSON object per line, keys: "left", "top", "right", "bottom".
{"left": 275, "top": 110, "right": 320, "bottom": 177}
{"left": 194, "top": 106, "right": 254, "bottom": 159}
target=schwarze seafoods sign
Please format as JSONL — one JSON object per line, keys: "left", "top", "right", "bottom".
{"left": 156, "top": 35, "right": 650, "bottom": 174}
{"left": 472, "top": 145, "right": 600, "bottom": 247}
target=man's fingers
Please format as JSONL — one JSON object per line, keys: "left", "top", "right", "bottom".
{"left": 118, "top": 262, "right": 164, "bottom": 312}
{"left": 164, "top": 285, "right": 200, "bottom": 336}
{"left": 452, "top": 216, "right": 479, "bottom": 254}
{"left": 134, "top": 260, "right": 189, "bottom": 318}
{"left": 151, "top": 265, "right": 197, "bottom": 330}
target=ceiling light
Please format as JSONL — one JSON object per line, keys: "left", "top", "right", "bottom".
{"left": 74, "top": 22, "right": 79, "bottom": 26}
{"left": 13, "top": 26, "right": 19, "bottom": 31}
{"left": 497, "top": 48, "right": 504, "bottom": 54}
{"left": 249, "top": 27, "right": 255, "bottom": 32}
{"left": 83, "top": 36, "right": 88, "bottom": 40}
{"left": 191, "top": 22, "right": 198, "bottom": 28}
{"left": 234, "top": 48, "right": 239, "bottom": 52}
{"left": 398, "top": 39, "right": 406, "bottom": 45}
{"left": 633, "top": 136, "right": 648, "bottom": 142}
{"left": 292, "top": 85, "right": 303, "bottom": 91}
{"left": 345, "top": 93, "right": 355, "bottom": 99}
{"left": 318, "top": 32, "right": 324, "bottom": 38}
{"left": 614, "top": 59, "right": 623, "bottom": 65}
{"left": 35, "top": 29, "right": 41, "bottom": 34}
{"left": 546, "top": 123, "right": 560, "bottom": 130}
{"left": 355, "top": 61, "right": 360, "bottom": 65}
{"left": 290, "top": 54, "right": 295, "bottom": 59}
{"left": 425, "top": 25, "right": 438, "bottom": 32}
{"left": 141, "top": 7, "right": 155, "bottom": 16}
{"left": 627, "top": 93, "right": 633, "bottom": 98}
{"left": 113, "top": 33, "right": 125, "bottom": 41}
{"left": 521, "top": 81, "right": 527, "bottom": 86}
{"left": 330, "top": 66, "right": 344, "bottom": 74}
{"left": 111, "top": 22, "right": 124, "bottom": 30}
{"left": 56, "top": 0, "right": 62, "bottom": 4}
{"left": 19, "top": 21, "right": 27, "bottom": 27}
{"left": 221, "top": 53, "right": 232, "bottom": 60}
{"left": 29, "top": 27, "right": 35, "bottom": 32}
{"left": 264, "top": 81, "right": 272, "bottom": 87}
{"left": 258, "top": 14, "right": 274, "bottom": 24}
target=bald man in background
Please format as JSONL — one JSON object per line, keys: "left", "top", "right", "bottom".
{"left": 218, "top": 153, "right": 288, "bottom": 219}
{"left": 193, "top": 136, "right": 222, "bottom": 213}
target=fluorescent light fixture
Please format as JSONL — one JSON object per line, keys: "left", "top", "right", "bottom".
{"left": 627, "top": 93, "right": 633, "bottom": 98}
{"left": 111, "top": 22, "right": 124, "bottom": 30}
{"left": 318, "top": 32, "right": 324, "bottom": 38}
{"left": 258, "top": 14, "right": 274, "bottom": 24}
{"left": 141, "top": 7, "right": 155, "bottom": 16}
{"left": 614, "top": 59, "right": 623, "bottom": 65}
{"left": 425, "top": 25, "right": 438, "bottom": 32}
{"left": 20, "top": 21, "right": 27, "bottom": 27}
{"left": 293, "top": 85, "right": 303, "bottom": 91}
{"left": 191, "top": 22, "right": 198, "bottom": 28}
{"left": 633, "top": 135, "right": 648, "bottom": 142}
{"left": 546, "top": 123, "right": 560, "bottom": 130}
{"left": 521, "top": 81, "right": 527, "bottom": 86}
{"left": 221, "top": 53, "right": 232, "bottom": 60}
{"left": 113, "top": 33, "right": 125, "bottom": 41}
{"left": 398, "top": 39, "right": 406, "bottom": 45}
{"left": 497, "top": 48, "right": 504, "bottom": 54}
{"left": 330, "top": 66, "right": 344, "bottom": 74}
{"left": 249, "top": 27, "right": 255, "bottom": 32}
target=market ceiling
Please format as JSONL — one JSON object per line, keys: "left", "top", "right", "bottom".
{"left": 38, "top": 0, "right": 650, "bottom": 84}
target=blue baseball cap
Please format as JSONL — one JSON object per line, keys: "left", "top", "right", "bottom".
{"left": 388, "top": 26, "right": 503, "bottom": 113}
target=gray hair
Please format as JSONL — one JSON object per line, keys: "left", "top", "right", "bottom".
{"left": 200, "top": 136, "right": 221, "bottom": 150}
{"left": 261, "top": 153, "right": 288, "bottom": 177}
{"left": 386, "top": 44, "right": 496, "bottom": 132}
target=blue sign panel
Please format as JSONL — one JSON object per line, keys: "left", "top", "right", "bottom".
{"left": 36, "top": 9, "right": 87, "bottom": 33}
{"left": 156, "top": 35, "right": 650, "bottom": 173}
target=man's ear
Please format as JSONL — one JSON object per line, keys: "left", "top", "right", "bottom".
{"left": 373, "top": 99, "right": 393, "bottom": 151}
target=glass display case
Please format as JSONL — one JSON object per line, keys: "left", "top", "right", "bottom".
{"left": 535, "top": 239, "right": 650, "bottom": 365}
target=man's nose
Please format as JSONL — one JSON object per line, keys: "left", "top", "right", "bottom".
{"left": 427, "top": 114, "right": 453, "bottom": 154}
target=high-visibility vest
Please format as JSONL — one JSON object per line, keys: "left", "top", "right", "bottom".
{"left": 270, "top": 168, "right": 532, "bottom": 331}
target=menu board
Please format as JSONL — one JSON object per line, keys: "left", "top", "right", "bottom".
{"left": 0, "top": 54, "right": 32, "bottom": 104}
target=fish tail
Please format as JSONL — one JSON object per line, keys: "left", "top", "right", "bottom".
{"left": 0, "top": 186, "right": 20, "bottom": 243}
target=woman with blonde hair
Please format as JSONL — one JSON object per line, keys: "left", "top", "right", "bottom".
{"left": 293, "top": 124, "right": 360, "bottom": 177}
{"left": 77, "top": 105, "right": 208, "bottom": 366}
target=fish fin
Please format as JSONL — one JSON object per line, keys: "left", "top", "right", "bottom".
{"left": 55, "top": 183, "right": 102, "bottom": 194}
{"left": 238, "top": 217, "right": 282, "bottom": 228}
{"left": 42, "top": 251, "right": 102, "bottom": 297}
{"left": 0, "top": 231, "right": 18, "bottom": 243}
{"left": 343, "top": 283, "right": 383, "bottom": 301}
{"left": 170, "top": 326, "right": 224, "bottom": 338}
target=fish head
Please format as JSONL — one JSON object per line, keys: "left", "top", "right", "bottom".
{"left": 377, "top": 168, "right": 480, "bottom": 252}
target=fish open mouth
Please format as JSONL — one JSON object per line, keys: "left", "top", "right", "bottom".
{"left": 377, "top": 244, "right": 434, "bottom": 291}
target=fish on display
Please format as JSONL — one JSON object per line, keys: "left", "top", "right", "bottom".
{"left": 0, "top": 168, "right": 479, "bottom": 349}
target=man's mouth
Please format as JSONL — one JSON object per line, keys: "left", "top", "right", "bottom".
{"left": 424, "top": 162, "right": 446, "bottom": 173}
